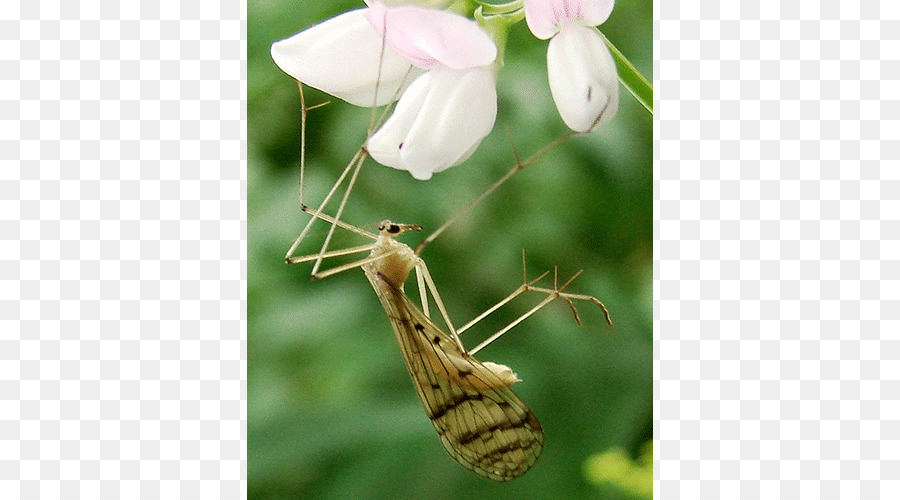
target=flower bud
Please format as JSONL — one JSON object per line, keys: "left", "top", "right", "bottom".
{"left": 547, "top": 21, "right": 619, "bottom": 132}
{"left": 523, "top": 0, "right": 619, "bottom": 131}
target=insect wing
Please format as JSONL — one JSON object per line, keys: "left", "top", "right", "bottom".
{"left": 387, "top": 291, "right": 544, "bottom": 481}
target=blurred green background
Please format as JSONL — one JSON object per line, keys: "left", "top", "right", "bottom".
{"left": 248, "top": 1, "right": 652, "bottom": 498}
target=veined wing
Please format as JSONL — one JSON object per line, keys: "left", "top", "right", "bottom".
{"left": 376, "top": 284, "right": 544, "bottom": 481}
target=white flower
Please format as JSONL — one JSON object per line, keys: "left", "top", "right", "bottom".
{"left": 524, "top": 0, "right": 619, "bottom": 132}
{"left": 363, "top": 1, "right": 499, "bottom": 179}
{"left": 270, "top": 9, "right": 423, "bottom": 107}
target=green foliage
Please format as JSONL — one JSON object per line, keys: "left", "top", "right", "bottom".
{"left": 249, "top": 1, "right": 652, "bottom": 498}
{"left": 583, "top": 442, "right": 654, "bottom": 499}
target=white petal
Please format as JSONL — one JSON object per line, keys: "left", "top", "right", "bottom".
{"left": 271, "top": 9, "right": 422, "bottom": 106}
{"left": 366, "top": 73, "right": 433, "bottom": 171}
{"left": 401, "top": 67, "right": 497, "bottom": 177}
{"left": 368, "top": 67, "right": 497, "bottom": 180}
{"left": 547, "top": 22, "right": 619, "bottom": 132}
{"left": 524, "top": 0, "right": 615, "bottom": 39}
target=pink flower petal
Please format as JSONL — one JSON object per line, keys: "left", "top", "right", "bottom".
{"left": 524, "top": 0, "right": 615, "bottom": 39}
{"left": 365, "top": 1, "right": 497, "bottom": 70}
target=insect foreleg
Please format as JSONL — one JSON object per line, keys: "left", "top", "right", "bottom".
{"left": 311, "top": 247, "right": 403, "bottom": 281}
{"left": 311, "top": 152, "right": 367, "bottom": 276}
{"left": 285, "top": 243, "right": 376, "bottom": 265}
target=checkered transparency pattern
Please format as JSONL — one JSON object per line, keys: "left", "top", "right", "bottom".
{"left": 657, "top": 1, "right": 898, "bottom": 499}
{"left": 3, "top": 2, "right": 245, "bottom": 499}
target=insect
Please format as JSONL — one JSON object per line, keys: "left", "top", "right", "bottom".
{"left": 282, "top": 78, "right": 611, "bottom": 479}
{"left": 286, "top": 206, "right": 611, "bottom": 480}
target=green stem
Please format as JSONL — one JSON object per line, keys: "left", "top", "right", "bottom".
{"left": 602, "top": 33, "right": 653, "bottom": 115}
{"left": 473, "top": 0, "right": 523, "bottom": 16}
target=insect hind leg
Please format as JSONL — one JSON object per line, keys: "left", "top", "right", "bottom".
{"left": 462, "top": 251, "right": 613, "bottom": 356}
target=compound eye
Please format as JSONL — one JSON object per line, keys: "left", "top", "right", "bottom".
{"left": 387, "top": 224, "right": 400, "bottom": 234}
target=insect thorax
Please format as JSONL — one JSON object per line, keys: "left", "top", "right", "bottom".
{"left": 363, "top": 236, "right": 417, "bottom": 289}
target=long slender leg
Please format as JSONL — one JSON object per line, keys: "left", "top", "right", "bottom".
{"left": 284, "top": 147, "right": 367, "bottom": 261}
{"left": 311, "top": 152, "right": 367, "bottom": 276}
{"left": 289, "top": 246, "right": 402, "bottom": 281}
{"left": 414, "top": 130, "right": 579, "bottom": 255}
{"left": 312, "top": 248, "right": 403, "bottom": 281}
{"left": 456, "top": 271, "right": 550, "bottom": 335}
{"left": 449, "top": 254, "right": 612, "bottom": 356}
{"left": 413, "top": 264, "right": 429, "bottom": 317}
{"left": 525, "top": 284, "right": 613, "bottom": 327}
{"left": 288, "top": 69, "right": 413, "bottom": 266}
{"left": 466, "top": 267, "right": 613, "bottom": 356}
{"left": 298, "top": 82, "right": 307, "bottom": 208}
{"left": 290, "top": 43, "right": 419, "bottom": 270}
{"left": 413, "top": 258, "right": 467, "bottom": 354}
{"left": 287, "top": 84, "right": 342, "bottom": 258}
{"left": 299, "top": 205, "right": 376, "bottom": 241}
{"left": 295, "top": 84, "right": 332, "bottom": 207}
{"left": 285, "top": 243, "right": 375, "bottom": 265}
